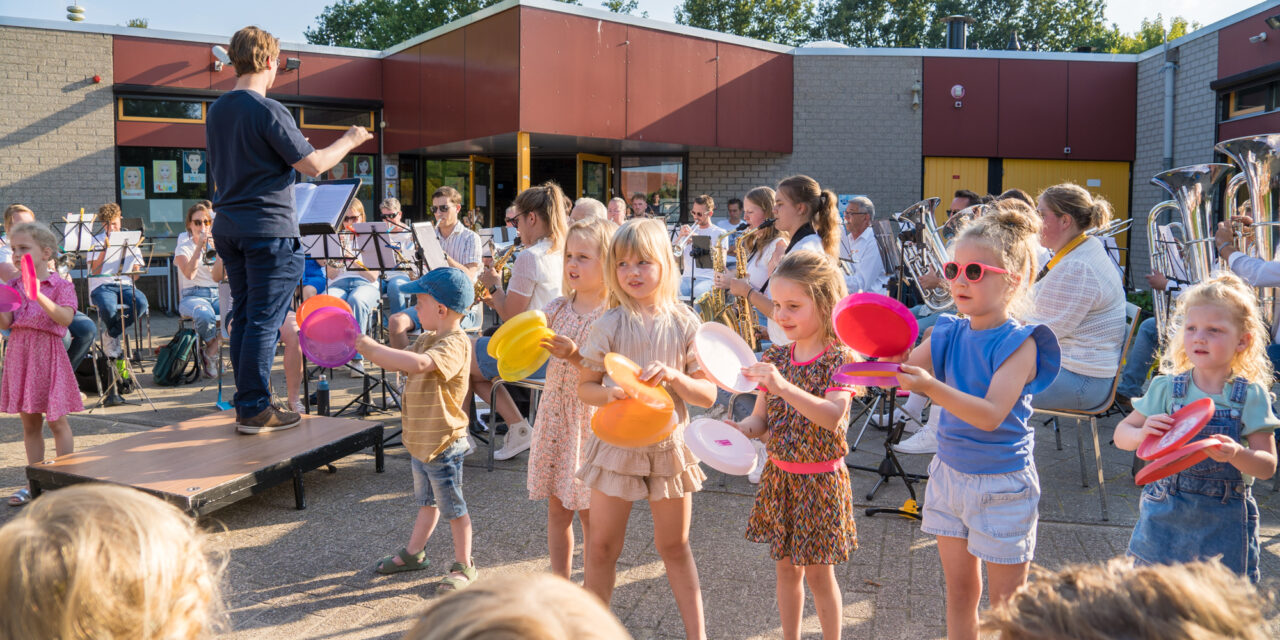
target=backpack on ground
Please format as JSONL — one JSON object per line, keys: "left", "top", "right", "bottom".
{"left": 152, "top": 328, "right": 200, "bottom": 386}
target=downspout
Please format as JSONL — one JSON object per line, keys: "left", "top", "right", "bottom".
{"left": 1162, "top": 43, "right": 1177, "bottom": 170}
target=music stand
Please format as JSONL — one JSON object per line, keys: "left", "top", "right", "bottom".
{"left": 92, "top": 230, "right": 157, "bottom": 411}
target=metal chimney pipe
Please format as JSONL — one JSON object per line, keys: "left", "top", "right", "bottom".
{"left": 943, "top": 15, "right": 975, "bottom": 49}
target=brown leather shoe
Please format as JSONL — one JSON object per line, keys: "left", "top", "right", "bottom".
{"left": 237, "top": 406, "right": 302, "bottom": 434}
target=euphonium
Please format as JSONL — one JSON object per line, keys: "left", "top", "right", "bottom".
{"left": 1147, "top": 163, "right": 1231, "bottom": 335}
{"left": 894, "top": 198, "right": 977, "bottom": 311}
{"left": 732, "top": 226, "right": 759, "bottom": 351}
{"left": 1216, "top": 134, "right": 1280, "bottom": 326}
{"left": 476, "top": 242, "right": 520, "bottom": 307}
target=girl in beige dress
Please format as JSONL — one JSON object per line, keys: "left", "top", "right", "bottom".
{"left": 576, "top": 219, "right": 718, "bottom": 640}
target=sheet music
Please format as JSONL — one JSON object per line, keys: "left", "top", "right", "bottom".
{"left": 412, "top": 222, "right": 449, "bottom": 271}
{"left": 293, "top": 181, "right": 360, "bottom": 232}
{"left": 351, "top": 222, "right": 400, "bottom": 270}
{"left": 62, "top": 212, "right": 98, "bottom": 252}
{"left": 97, "top": 231, "right": 144, "bottom": 276}
{"left": 302, "top": 234, "right": 347, "bottom": 262}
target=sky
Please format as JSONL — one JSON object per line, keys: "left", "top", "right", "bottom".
{"left": 0, "top": 0, "right": 1266, "bottom": 46}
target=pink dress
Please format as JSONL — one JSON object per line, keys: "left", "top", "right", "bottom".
{"left": 528, "top": 295, "right": 603, "bottom": 511}
{"left": 0, "top": 275, "right": 83, "bottom": 421}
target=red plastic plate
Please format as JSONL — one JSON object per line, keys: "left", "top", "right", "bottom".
{"left": 20, "top": 253, "right": 38, "bottom": 300}
{"left": 832, "top": 292, "right": 918, "bottom": 358}
{"left": 1134, "top": 438, "right": 1223, "bottom": 486}
{"left": 1136, "top": 397, "right": 1214, "bottom": 461}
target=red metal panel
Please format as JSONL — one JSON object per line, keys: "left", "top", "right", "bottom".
{"left": 998, "top": 59, "right": 1068, "bottom": 158}
{"left": 116, "top": 121, "right": 207, "bottom": 147}
{"left": 1219, "top": 111, "right": 1280, "bottom": 141}
{"left": 1218, "top": 8, "right": 1280, "bottom": 79}
{"left": 298, "top": 54, "right": 381, "bottom": 100}
{"left": 625, "top": 26, "right": 717, "bottom": 146}
{"left": 519, "top": 8, "right": 627, "bottom": 139}
{"left": 1067, "top": 61, "right": 1136, "bottom": 161}
{"left": 716, "top": 43, "right": 792, "bottom": 153}
{"left": 922, "top": 57, "right": 998, "bottom": 157}
{"left": 464, "top": 10, "right": 520, "bottom": 140}
{"left": 113, "top": 37, "right": 211, "bottom": 89}
{"left": 419, "top": 31, "right": 466, "bottom": 147}
{"left": 382, "top": 44, "right": 422, "bottom": 153}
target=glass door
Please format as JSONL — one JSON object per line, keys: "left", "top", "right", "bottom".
{"left": 470, "top": 155, "right": 495, "bottom": 228}
{"left": 577, "top": 153, "right": 612, "bottom": 202}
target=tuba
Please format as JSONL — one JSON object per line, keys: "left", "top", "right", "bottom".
{"left": 894, "top": 198, "right": 977, "bottom": 311}
{"left": 1146, "top": 163, "right": 1231, "bottom": 335}
{"left": 1216, "top": 134, "right": 1280, "bottom": 326}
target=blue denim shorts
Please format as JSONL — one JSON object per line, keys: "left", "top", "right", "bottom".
{"left": 921, "top": 457, "right": 1040, "bottom": 564}
{"left": 474, "top": 335, "right": 548, "bottom": 381}
{"left": 411, "top": 436, "right": 473, "bottom": 519}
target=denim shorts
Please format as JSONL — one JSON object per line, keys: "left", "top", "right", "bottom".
{"left": 921, "top": 457, "right": 1040, "bottom": 564}
{"left": 474, "top": 335, "right": 548, "bottom": 381}
{"left": 411, "top": 436, "right": 473, "bottom": 519}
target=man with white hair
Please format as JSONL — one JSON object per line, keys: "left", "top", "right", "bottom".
{"left": 606, "top": 197, "right": 627, "bottom": 225}
{"left": 570, "top": 197, "right": 606, "bottom": 222}
{"left": 839, "top": 196, "right": 888, "bottom": 295}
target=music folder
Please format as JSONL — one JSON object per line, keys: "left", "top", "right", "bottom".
{"left": 411, "top": 222, "right": 449, "bottom": 272}
{"left": 293, "top": 178, "right": 362, "bottom": 235}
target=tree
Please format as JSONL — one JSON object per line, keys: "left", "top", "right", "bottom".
{"left": 1093, "top": 14, "right": 1200, "bottom": 54}
{"left": 603, "top": 0, "right": 646, "bottom": 18}
{"left": 125, "top": 18, "right": 148, "bottom": 28}
{"left": 305, "top": 0, "right": 579, "bottom": 49}
{"left": 811, "top": 0, "right": 931, "bottom": 47}
{"left": 675, "top": 0, "right": 816, "bottom": 46}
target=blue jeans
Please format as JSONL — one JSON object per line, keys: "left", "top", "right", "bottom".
{"left": 411, "top": 436, "right": 472, "bottom": 519}
{"left": 679, "top": 277, "right": 713, "bottom": 303}
{"left": 90, "top": 283, "right": 148, "bottom": 339}
{"left": 217, "top": 235, "right": 304, "bottom": 420}
{"left": 62, "top": 311, "right": 95, "bottom": 369}
{"left": 326, "top": 277, "right": 380, "bottom": 361}
{"left": 1032, "top": 368, "right": 1115, "bottom": 412}
{"left": 1117, "top": 317, "right": 1159, "bottom": 398}
{"left": 383, "top": 273, "right": 412, "bottom": 317}
{"left": 178, "top": 286, "right": 220, "bottom": 343}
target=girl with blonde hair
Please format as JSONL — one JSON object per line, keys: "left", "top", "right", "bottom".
{"left": 1115, "top": 272, "right": 1278, "bottom": 583}
{"left": 577, "top": 218, "right": 717, "bottom": 639}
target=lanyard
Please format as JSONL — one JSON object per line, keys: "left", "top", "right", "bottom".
{"left": 1036, "top": 234, "right": 1087, "bottom": 282}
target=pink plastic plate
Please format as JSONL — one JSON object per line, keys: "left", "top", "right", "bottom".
{"left": 0, "top": 284, "right": 20, "bottom": 312}
{"left": 1134, "top": 438, "right": 1224, "bottom": 486}
{"left": 299, "top": 306, "right": 360, "bottom": 368}
{"left": 20, "top": 253, "right": 38, "bottom": 300}
{"left": 685, "top": 418, "right": 758, "bottom": 476}
{"left": 832, "top": 292, "right": 917, "bottom": 358}
{"left": 1136, "top": 397, "right": 1215, "bottom": 461}
{"left": 832, "top": 362, "right": 902, "bottom": 387}
{"left": 693, "top": 322, "right": 758, "bottom": 394}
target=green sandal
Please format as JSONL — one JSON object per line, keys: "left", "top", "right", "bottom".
{"left": 437, "top": 560, "right": 478, "bottom": 591}
{"left": 375, "top": 547, "right": 429, "bottom": 575}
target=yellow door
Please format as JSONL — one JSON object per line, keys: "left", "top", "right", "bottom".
{"left": 923, "top": 157, "right": 988, "bottom": 225}
{"left": 1001, "top": 159, "right": 1131, "bottom": 251}
{"left": 577, "top": 153, "right": 612, "bottom": 201}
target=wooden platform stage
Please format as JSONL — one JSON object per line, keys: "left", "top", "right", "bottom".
{"left": 26, "top": 411, "right": 384, "bottom": 516}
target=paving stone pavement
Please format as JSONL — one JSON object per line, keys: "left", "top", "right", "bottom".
{"left": 1, "top": 316, "right": 1278, "bottom": 638}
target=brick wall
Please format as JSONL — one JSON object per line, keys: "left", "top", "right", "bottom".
{"left": 0, "top": 26, "right": 115, "bottom": 225}
{"left": 688, "top": 54, "right": 922, "bottom": 219}
{"left": 1129, "top": 32, "right": 1219, "bottom": 279}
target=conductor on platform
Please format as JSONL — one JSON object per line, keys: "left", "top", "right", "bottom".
{"left": 207, "top": 26, "right": 372, "bottom": 433}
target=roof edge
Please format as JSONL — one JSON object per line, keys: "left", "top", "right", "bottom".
{"left": 1136, "top": 0, "right": 1280, "bottom": 61}
{"left": 793, "top": 46, "right": 1138, "bottom": 62}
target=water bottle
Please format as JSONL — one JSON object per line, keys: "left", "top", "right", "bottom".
{"left": 316, "top": 375, "right": 330, "bottom": 416}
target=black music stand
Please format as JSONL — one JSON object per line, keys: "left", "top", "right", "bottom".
{"left": 846, "top": 217, "right": 925, "bottom": 520}
{"left": 331, "top": 223, "right": 404, "bottom": 418}
{"left": 93, "top": 230, "right": 157, "bottom": 411}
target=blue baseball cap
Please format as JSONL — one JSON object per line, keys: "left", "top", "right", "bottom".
{"left": 401, "top": 267, "right": 474, "bottom": 314}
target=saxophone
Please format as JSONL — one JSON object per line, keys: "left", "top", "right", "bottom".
{"left": 475, "top": 242, "right": 520, "bottom": 307}
{"left": 695, "top": 233, "right": 733, "bottom": 325}
{"left": 732, "top": 227, "right": 759, "bottom": 351}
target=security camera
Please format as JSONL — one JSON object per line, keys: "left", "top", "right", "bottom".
{"left": 211, "top": 45, "right": 230, "bottom": 72}
{"left": 1251, "top": 32, "right": 1268, "bottom": 44}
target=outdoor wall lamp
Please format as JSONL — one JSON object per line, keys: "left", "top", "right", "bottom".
{"left": 1266, "top": 14, "right": 1280, "bottom": 29}
{"left": 951, "top": 84, "right": 965, "bottom": 108}
{"left": 911, "top": 80, "right": 922, "bottom": 110}
{"left": 284, "top": 57, "right": 301, "bottom": 72}
{"left": 211, "top": 45, "right": 230, "bottom": 72}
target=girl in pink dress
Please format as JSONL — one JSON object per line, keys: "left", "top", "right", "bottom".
{"left": 530, "top": 216, "right": 616, "bottom": 579}
{"left": 1, "top": 223, "right": 83, "bottom": 506}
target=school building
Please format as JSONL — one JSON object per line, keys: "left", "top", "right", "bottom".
{"left": 2, "top": 0, "right": 1280, "bottom": 281}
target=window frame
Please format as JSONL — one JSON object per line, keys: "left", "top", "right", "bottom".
{"left": 298, "top": 107, "right": 375, "bottom": 132}
{"left": 116, "top": 96, "right": 207, "bottom": 123}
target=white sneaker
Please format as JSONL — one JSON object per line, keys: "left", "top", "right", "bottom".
{"left": 348, "top": 361, "right": 366, "bottom": 379}
{"left": 747, "top": 440, "right": 767, "bottom": 484}
{"left": 892, "top": 422, "right": 938, "bottom": 455}
{"left": 494, "top": 420, "right": 532, "bottom": 460}
{"left": 871, "top": 407, "right": 914, "bottom": 429}
{"left": 292, "top": 400, "right": 306, "bottom": 414}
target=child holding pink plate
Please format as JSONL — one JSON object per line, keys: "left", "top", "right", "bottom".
{"left": 729, "top": 250, "right": 859, "bottom": 640}
{"left": 1114, "top": 273, "right": 1278, "bottom": 583}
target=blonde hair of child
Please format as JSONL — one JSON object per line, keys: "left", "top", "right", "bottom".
{"left": 10, "top": 221, "right": 61, "bottom": 262}
{"left": 403, "top": 573, "right": 633, "bottom": 640}
{"left": 604, "top": 218, "right": 680, "bottom": 313}
{"left": 0, "top": 483, "right": 227, "bottom": 640}
{"left": 562, "top": 216, "right": 618, "bottom": 297}
{"left": 955, "top": 199, "right": 1042, "bottom": 319}
{"left": 1158, "top": 271, "right": 1274, "bottom": 387}
{"left": 982, "top": 558, "right": 1274, "bottom": 640}
{"left": 770, "top": 249, "right": 848, "bottom": 345}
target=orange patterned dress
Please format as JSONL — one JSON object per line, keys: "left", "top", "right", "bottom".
{"left": 745, "top": 342, "right": 859, "bottom": 565}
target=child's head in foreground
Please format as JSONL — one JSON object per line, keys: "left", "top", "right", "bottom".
{"left": 0, "top": 483, "right": 225, "bottom": 640}
{"left": 983, "top": 558, "right": 1274, "bottom": 640}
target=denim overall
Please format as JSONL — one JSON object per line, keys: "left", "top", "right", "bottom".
{"left": 1128, "top": 374, "right": 1261, "bottom": 582}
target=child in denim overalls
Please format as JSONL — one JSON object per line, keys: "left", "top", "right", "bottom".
{"left": 1115, "top": 273, "right": 1279, "bottom": 583}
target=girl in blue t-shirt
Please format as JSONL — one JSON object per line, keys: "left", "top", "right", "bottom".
{"left": 895, "top": 201, "right": 1061, "bottom": 640}
{"left": 1114, "top": 272, "right": 1278, "bottom": 583}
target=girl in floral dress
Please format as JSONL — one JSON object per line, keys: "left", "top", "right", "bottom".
{"left": 2, "top": 223, "right": 83, "bottom": 506}
{"left": 732, "top": 250, "right": 858, "bottom": 640}
{"left": 529, "top": 216, "right": 617, "bottom": 579}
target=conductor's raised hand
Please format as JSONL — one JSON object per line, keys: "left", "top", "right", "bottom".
{"left": 344, "top": 125, "right": 374, "bottom": 146}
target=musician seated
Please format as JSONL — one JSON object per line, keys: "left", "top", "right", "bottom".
{"left": 378, "top": 197, "right": 416, "bottom": 318}
{"left": 715, "top": 186, "right": 788, "bottom": 336}
{"left": 173, "top": 203, "right": 225, "bottom": 378}
{"left": 676, "top": 194, "right": 723, "bottom": 303}
{"left": 1214, "top": 215, "right": 1280, "bottom": 370}
{"left": 839, "top": 196, "right": 889, "bottom": 296}
{"left": 88, "top": 203, "right": 147, "bottom": 359}
{"left": 324, "top": 200, "right": 380, "bottom": 377}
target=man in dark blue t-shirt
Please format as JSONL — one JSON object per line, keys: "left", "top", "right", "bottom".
{"left": 207, "top": 26, "right": 372, "bottom": 433}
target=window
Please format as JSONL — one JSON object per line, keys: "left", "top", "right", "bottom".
{"left": 1222, "top": 82, "right": 1277, "bottom": 121}
{"left": 620, "top": 156, "right": 685, "bottom": 224}
{"left": 116, "top": 147, "right": 215, "bottom": 253}
{"left": 118, "top": 97, "right": 205, "bottom": 122}
{"left": 300, "top": 107, "right": 374, "bottom": 130}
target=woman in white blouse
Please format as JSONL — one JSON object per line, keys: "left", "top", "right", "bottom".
{"left": 714, "top": 186, "right": 788, "bottom": 323}
{"left": 1025, "top": 184, "right": 1126, "bottom": 411}
{"left": 173, "top": 203, "right": 225, "bottom": 377}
